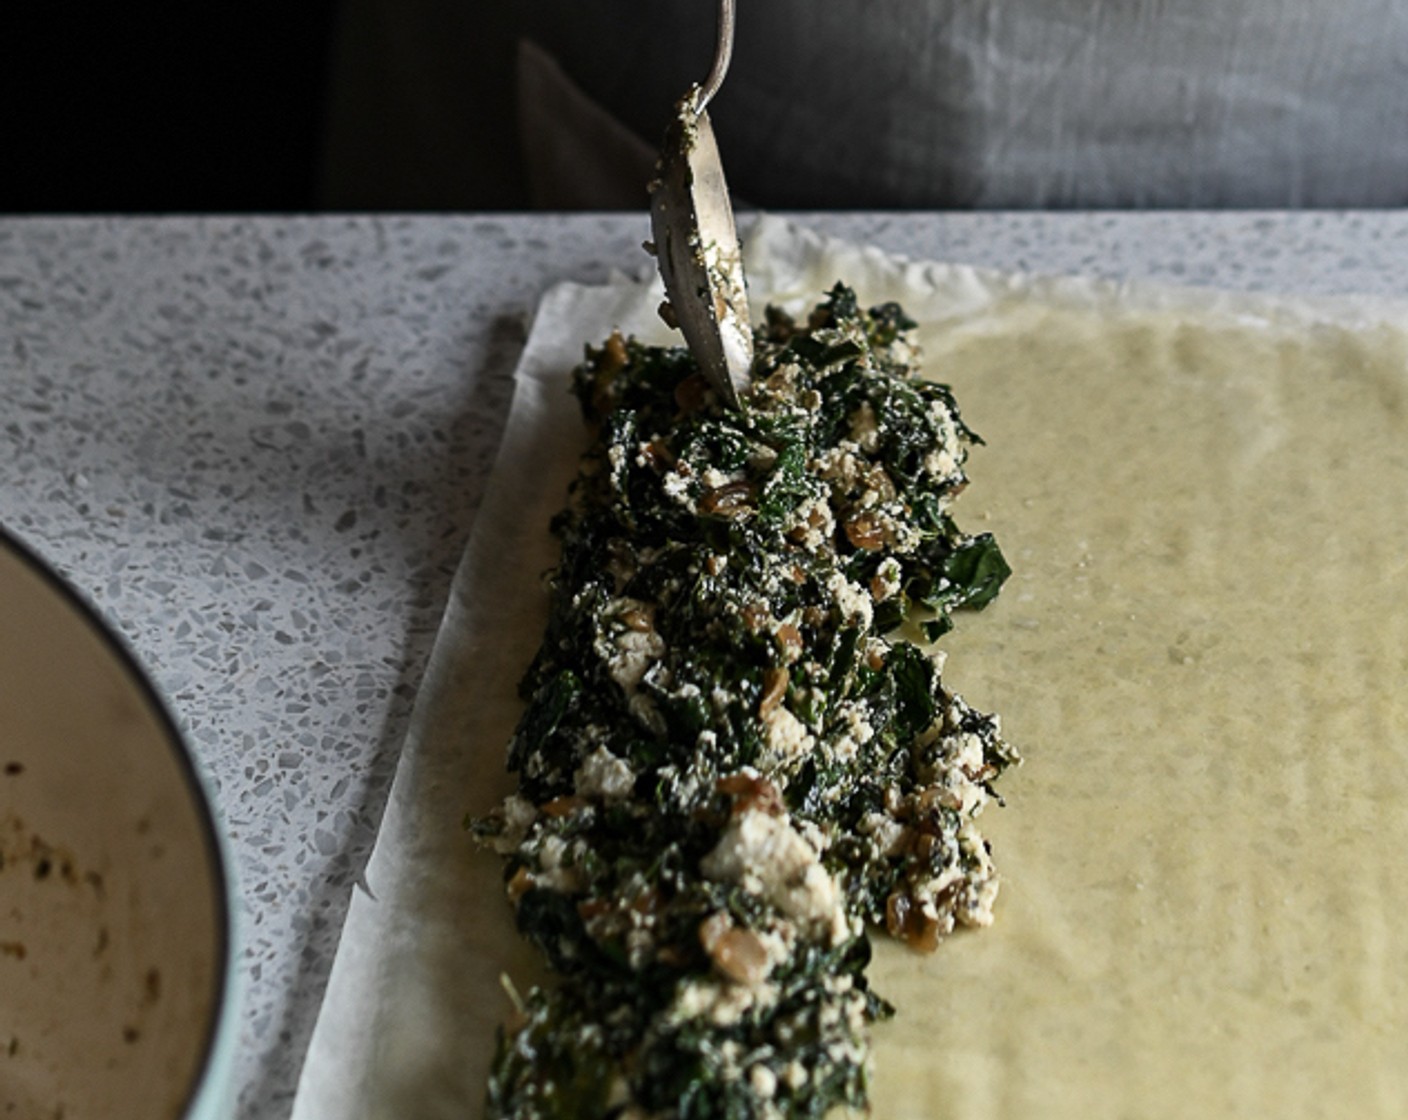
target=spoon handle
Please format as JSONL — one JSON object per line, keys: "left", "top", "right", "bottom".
{"left": 697, "top": 0, "right": 736, "bottom": 112}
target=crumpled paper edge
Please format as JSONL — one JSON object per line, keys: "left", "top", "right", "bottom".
{"left": 744, "top": 214, "right": 1408, "bottom": 334}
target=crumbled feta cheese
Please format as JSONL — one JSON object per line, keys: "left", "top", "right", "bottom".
{"left": 761, "top": 704, "right": 815, "bottom": 766}
{"left": 815, "top": 442, "right": 865, "bottom": 490}
{"left": 700, "top": 808, "right": 850, "bottom": 945}
{"left": 749, "top": 1064, "right": 778, "bottom": 1099}
{"left": 604, "top": 617, "right": 665, "bottom": 693}
{"left": 827, "top": 571, "right": 874, "bottom": 630}
{"left": 858, "top": 811, "right": 906, "bottom": 857}
{"left": 662, "top": 467, "right": 693, "bottom": 507}
{"left": 783, "top": 495, "right": 835, "bottom": 552}
{"left": 836, "top": 701, "right": 875, "bottom": 747}
{"left": 574, "top": 746, "right": 636, "bottom": 800}
{"left": 530, "top": 834, "right": 582, "bottom": 893}
{"left": 669, "top": 976, "right": 779, "bottom": 1027}
{"left": 871, "top": 556, "right": 902, "bottom": 601}
{"left": 486, "top": 794, "right": 538, "bottom": 854}
{"left": 923, "top": 445, "right": 959, "bottom": 480}
{"left": 850, "top": 401, "right": 881, "bottom": 453}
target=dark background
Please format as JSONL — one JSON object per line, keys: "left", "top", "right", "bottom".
{"left": 2, "top": 7, "right": 345, "bottom": 213}
{"left": 8, "top": 5, "right": 1400, "bottom": 214}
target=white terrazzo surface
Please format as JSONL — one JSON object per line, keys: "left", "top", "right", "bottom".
{"left": 1, "top": 210, "right": 1405, "bottom": 1118}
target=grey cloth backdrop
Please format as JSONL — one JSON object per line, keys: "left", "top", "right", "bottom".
{"left": 321, "top": 0, "right": 1408, "bottom": 209}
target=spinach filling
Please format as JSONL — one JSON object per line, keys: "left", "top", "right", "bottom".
{"left": 477, "top": 284, "right": 1018, "bottom": 1118}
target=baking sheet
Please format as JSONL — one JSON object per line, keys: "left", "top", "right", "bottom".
{"left": 292, "top": 215, "right": 1408, "bottom": 1118}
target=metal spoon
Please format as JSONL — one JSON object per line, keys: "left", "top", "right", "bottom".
{"left": 649, "top": 0, "right": 752, "bottom": 410}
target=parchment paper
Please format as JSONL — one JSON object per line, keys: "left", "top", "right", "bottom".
{"left": 292, "top": 216, "right": 1408, "bottom": 1119}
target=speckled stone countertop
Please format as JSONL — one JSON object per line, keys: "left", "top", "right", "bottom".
{"left": 1, "top": 211, "right": 1405, "bottom": 1117}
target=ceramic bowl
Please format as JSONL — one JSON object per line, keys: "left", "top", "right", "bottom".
{"left": 0, "top": 529, "right": 237, "bottom": 1119}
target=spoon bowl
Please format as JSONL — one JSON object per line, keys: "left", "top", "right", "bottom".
{"left": 648, "top": 0, "right": 752, "bottom": 408}
{"left": 650, "top": 93, "right": 752, "bottom": 409}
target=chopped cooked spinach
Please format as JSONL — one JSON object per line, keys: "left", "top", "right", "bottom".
{"left": 476, "top": 285, "right": 1018, "bottom": 1118}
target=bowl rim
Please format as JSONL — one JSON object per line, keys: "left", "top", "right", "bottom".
{"left": 0, "top": 523, "right": 234, "bottom": 1118}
